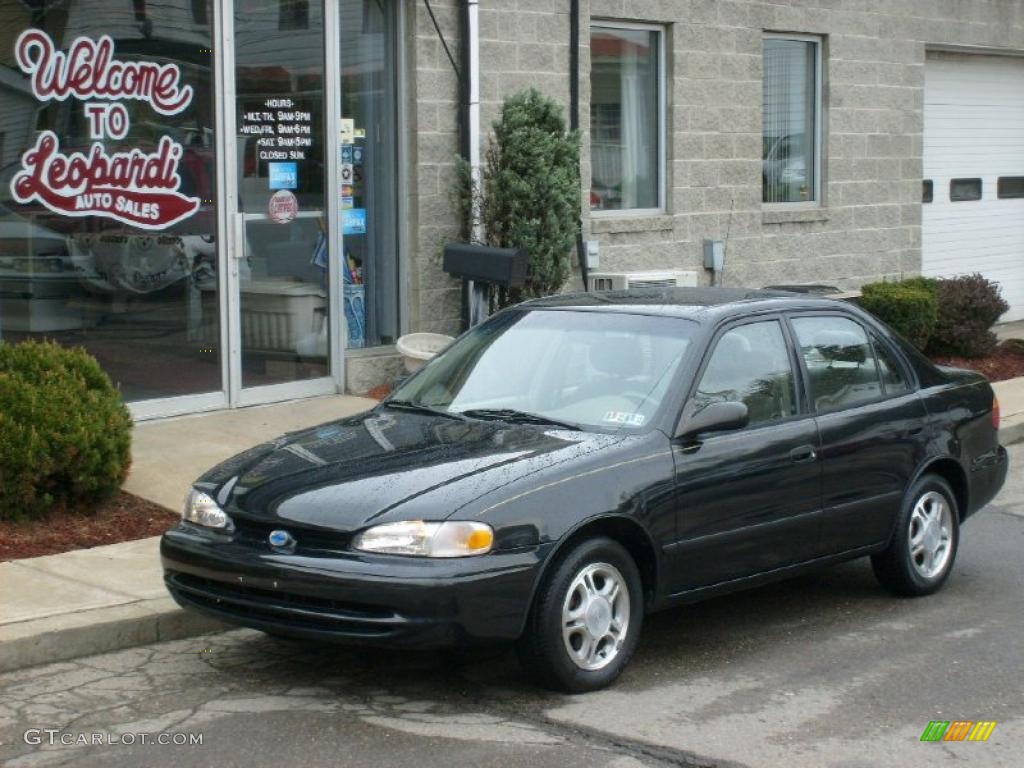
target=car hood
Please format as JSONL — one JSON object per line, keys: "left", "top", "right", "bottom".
{"left": 195, "top": 406, "right": 629, "bottom": 533}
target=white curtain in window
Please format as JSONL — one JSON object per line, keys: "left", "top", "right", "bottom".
{"left": 590, "top": 26, "right": 659, "bottom": 211}
{"left": 763, "top": 38, "right": 816, "bottom": 203}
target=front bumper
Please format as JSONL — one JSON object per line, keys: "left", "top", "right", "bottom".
{"left": 161, "top": 524, "right": 551, "bottom": 647}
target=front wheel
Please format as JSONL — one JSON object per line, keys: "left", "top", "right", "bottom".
{"left": 517, "top": 537, "right": 643, "bottom": 693}
{"left": 872, "top": 475, "right": 960, "bottom": 596}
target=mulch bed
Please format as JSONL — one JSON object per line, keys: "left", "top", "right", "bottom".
{"left": 365, "top": 383, "right": 392, "bottom": 401}
{"left": 0, "top": 492, "right": 177, "bottom": 562}
{"left": 931, "top": 340, "right": 1024, "bottom": 383}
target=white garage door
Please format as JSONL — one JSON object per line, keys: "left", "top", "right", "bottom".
{"left": 923, "top": 53, "right": 1024, "bottom": 322}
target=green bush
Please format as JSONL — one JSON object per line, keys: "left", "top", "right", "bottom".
{"left": 455, "top": 89, "right": 581, "bottom": 302}
{"left": 858, "top": 282, "right": 939, "bottom": 350}
{"left": 928, "top": 273, "right": 1009, "bottom": 357}
{"left": 0, "top": 341, "right": 132, "bottom": 521}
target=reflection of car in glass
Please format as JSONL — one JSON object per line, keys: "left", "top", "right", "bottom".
{"left": 0, "top": 208, "right": 87, "bottom": 332}
{"left": 162, "top": 288, "right": 1007, "bottom": 692}
{"left": 763, "top": 133, "right": 808, "bottom": 200}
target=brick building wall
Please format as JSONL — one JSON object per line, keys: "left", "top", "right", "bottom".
{"left": 403, "top": 0, "right": 1024, "bottom": 339}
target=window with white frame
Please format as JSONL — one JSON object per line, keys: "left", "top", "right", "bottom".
{"left": 590, "top": 23, "right": 664, "bottom": 213}
{"left": 762, "top": 35, "right": 821, "bottom": 204}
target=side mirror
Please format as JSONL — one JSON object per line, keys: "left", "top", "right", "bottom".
{"left": 675, "top": 401, "right": 749, "bottom": 440}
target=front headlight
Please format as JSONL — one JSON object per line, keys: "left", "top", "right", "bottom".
{"left": 353, "top": 520, "right": 494, "bottom": 557}
{"left": 182, "top": 488, "right": 232, "bottom": 530}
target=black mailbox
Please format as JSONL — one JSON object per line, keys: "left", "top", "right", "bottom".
{"left": 443, "top": 244, "right": 528, "bottom": 289}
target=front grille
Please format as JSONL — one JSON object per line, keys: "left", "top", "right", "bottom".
{"left": 230, "top": 517, "right": 351, "bottom": 553}
{"left": 166, "top": 572, "right": 403, "bottom": 637}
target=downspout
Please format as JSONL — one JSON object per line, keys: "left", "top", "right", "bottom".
{"left": 460, "top": 0, "right": 486, "bottom": 325}
{"left": 569, "top": 0, "right": 588, "bottom": 290}
{"left": 466, "top": 0, "right": 482, "bottom": 246}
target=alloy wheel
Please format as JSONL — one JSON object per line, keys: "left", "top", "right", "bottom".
{"left": 561, "top": 562, "right": 631, "bottom": 671}
{"left": 908, "top": 490, "right": 954, "bottom": 579}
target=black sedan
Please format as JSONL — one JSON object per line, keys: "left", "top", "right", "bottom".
{"left": 162, "top": 288, "right": 1008, "bottom": 692}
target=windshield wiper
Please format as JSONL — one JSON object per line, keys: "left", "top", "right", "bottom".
{"left": 383, "top": 399, "right": 468, "bottom": 421}
{"left": 458, "top": 408, "right": 581, "bottom": 431}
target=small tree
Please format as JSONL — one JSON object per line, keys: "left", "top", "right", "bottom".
{"left": 456, "top": 89, "right": 580, "bottom": 302}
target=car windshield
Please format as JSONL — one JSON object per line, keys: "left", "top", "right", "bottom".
{"left": 390, "top": 309, "right": 697, "bottom": 431}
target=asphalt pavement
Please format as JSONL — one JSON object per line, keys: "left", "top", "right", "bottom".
{"left": 2, "top": 445, "right": 1021, "bottom": 768}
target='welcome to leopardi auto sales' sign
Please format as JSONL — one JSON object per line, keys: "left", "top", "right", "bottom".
{"left": 9, "top": 30, "right": 201, "bottom": 230}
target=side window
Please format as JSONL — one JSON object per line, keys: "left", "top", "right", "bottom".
{"left": 791, "top": 316, "right": 883, "bottom": 412}
{"left": 872, "top": 335, "right": 911, "bottom": 395}
{"left": 694, "top": 321, "right": 797, "bottom": 426}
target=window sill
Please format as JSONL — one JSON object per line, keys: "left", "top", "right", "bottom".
{"left": 762, "top": 208, "right": 830, "bottom": 225}
{"left": 590, "top": 214, "right": 674, "bottom": 234}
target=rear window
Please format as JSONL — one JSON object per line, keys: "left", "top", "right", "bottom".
{"left": 791, "top": 316, "right": 883, "bottom": 412}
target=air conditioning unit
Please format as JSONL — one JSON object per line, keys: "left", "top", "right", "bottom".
{"left": 587, "top": 270, "right": 699, "bottom": 292}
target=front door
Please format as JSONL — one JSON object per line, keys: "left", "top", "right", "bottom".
{"left": 667, "top": 317, "right": 823, "bottom": 594}
{"left": 222, "top": 0, "right": 339, "bottom": 407}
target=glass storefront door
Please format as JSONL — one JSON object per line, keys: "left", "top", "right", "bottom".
{"left": 231, "top": 0, "right": 332, "bottom": 394}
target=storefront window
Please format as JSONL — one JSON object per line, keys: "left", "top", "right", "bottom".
{"left": 339, "top": 0, "right": 400, "bottom": 348}
{"left": 0, "top": 1, "right": 220, "bottom": 402}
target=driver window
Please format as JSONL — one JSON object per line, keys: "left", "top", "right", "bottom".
{"left": 694, "top": 321, "right": 797, "bottom": 426}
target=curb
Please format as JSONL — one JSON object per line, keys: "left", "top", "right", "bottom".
{"left": 0, "top": 597, "right": 228, "bottom": 675}
{"left": 1001, "top": 420, "right": 1024, "bottom": 447}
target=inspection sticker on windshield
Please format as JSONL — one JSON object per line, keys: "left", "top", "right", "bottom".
{"left": 603, "top": 411, "right": 645, "bottom": 427}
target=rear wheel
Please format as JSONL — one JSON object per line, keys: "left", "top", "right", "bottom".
{"left": 517, "top": 537, "right": 643, "bottom": 692}
{"left": 872, "top": 475, "right": 960, "bottom": 596}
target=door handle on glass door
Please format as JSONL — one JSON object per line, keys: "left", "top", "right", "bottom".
{"left": 233, "top": 213, "right": 247, "bottom": 260}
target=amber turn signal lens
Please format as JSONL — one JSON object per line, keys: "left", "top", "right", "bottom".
{"left": 466, "top": 527, "right": 494, "bottom": 551}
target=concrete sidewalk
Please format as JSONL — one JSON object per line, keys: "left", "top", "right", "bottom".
{"left": 1, "top": 383, "right": 1021, "bottom": 675}
{"left": 0, "top": 393, "right": 376, "bottom": 673}
{"left": 995, "top": 319, "right": 1024, "bottom": 341}
{"left": 125, "top": 393, "right": 378, "bottom": 511}
{"left": 995, "top": 377, "right": 1024, "bottom": 446}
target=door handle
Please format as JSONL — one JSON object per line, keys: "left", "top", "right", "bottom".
{"left": 233, "top": 213, "right": 247, "bottom": 260}
{"left": 789, "top": 445, "right": 817, "bottom": 463}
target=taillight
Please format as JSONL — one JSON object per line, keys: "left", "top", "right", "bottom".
{"left": 992, "top": 396, "right": 1000, "bottom": 431}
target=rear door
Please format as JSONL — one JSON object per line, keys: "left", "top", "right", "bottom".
{"left": 787, "top": 313, "right": 928, "bottom": 555}
{"left": 667, "top": 316, "right": 823, "bottom": 593}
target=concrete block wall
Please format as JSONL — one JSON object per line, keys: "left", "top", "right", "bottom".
{"left": 580, "top": 0, "right": 1024, "bottom": 290}
{"left": 408, "top": 0, "right": 463, "bottom": 337}
{"left": 408, "top": 0, "right": 573, "bottom": 337}
{"left": 404, "top": 0, "right": 1024, "bottom": 343}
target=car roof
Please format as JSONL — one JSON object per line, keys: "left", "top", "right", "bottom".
{"left": 518, "top": 287, "right": 850, "bottom": 323}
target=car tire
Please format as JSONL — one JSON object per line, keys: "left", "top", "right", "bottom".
{"left": 516, "top": 537, "right": 643, "bottom": 693}
{"left": 871, "top": 474, "right": 960, "bottom": 597}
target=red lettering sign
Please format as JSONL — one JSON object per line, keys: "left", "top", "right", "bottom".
{"left": 10, "top": 30, "right": 200, "bottom": 229}
{"left": 12, "top": 132, "right": 200, "bottom": 230}
{"left": 15, "top": 29, "right": 193, "bottom": 115}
